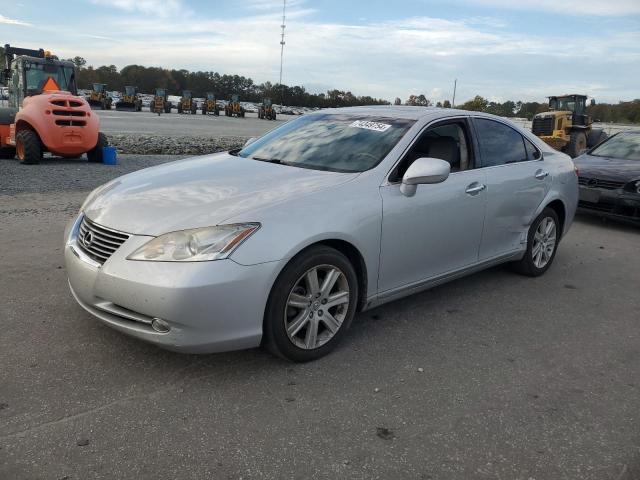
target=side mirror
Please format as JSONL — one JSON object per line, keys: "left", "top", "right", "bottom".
{"left": 400, "top": 157, "right": 450, "bottom": 197}
{"left": 244, "top": 137, "right": 257, "bottom": 147}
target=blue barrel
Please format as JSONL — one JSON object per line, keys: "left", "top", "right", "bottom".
{"left": 102, "top": 146, "right": 117, "bottom": 165}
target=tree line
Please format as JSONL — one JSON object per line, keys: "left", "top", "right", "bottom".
{"left": 404, "top": 93, "right": 640, "bottom": 124}
{"left": 66, "top": 57, "right": 389, "bottom": 108}
{"left": 1, "top": 46, "right": 638, "bottom": 122}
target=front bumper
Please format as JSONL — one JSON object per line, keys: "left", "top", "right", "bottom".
{"left": 64, "top": 214, "right": 279, "bottom": 353}
{"left": 578, "top": 186, "right": 640, "bottom": 225}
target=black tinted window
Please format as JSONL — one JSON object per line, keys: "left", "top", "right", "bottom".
{"left": 475, "top": 118, "right": 527, "bottom": 167}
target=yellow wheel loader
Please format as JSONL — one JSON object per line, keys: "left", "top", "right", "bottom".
{"left": 224, "top": 94, "right": 245, "bottom": 118}
{"left": 177, "top": 90, "right": 197, "bottom": 114}
{"left": 115, "top": 85, "right": 142, "bottom": 112}
{"left": 87, "top": 83, "right": 112, "bottom": 110}
{"left": 202, "top": 92, "right": 219, "bottom": 116}
{"left": 532, "top": 94, "right": 607, "bottom": 158}
{"left": 150, "top": 88, "right": 172, "bottom": 115}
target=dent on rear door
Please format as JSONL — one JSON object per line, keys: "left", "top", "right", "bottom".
{"left": 479, "top": 162, "right": 551, "bottom": 260}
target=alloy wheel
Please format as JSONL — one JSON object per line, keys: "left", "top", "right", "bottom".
{"left": 284, "top": 264, "right": 350, "bottom": 350}
{"left": 532, "top": 216, "right": 557, "bottom": 269}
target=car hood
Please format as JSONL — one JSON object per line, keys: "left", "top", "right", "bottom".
{"left": 83, "top": 152, "right": 359, "bottom": 236}
{"left": 574, "top": 154, "right": 640, "bottom": 182}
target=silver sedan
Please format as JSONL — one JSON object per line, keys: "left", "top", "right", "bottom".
{"left": 65, "top": 107, "right": 578, "bottom": 361}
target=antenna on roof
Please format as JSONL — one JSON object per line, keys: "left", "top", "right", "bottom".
{"left": 452, "top": 78, "right": 457, "bottom": 108}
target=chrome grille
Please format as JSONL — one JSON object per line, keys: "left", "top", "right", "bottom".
{"left": 578, "top": 177, "right": 625, "bottom": 190}
{"left": 77, "top": 216, "right": 129, "bottom": 265}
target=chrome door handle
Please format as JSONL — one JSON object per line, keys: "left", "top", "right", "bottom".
{"left": 465, "top": 183, "right": 486, "bottom": 195}
{"left": 535, "top": 170, "right": 549, "bottom": 179}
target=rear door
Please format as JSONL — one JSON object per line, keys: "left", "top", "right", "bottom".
{"left": 471, "top": 117, "right": 551, "bottom": 260}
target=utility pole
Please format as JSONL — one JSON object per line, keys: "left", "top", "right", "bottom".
{"left": 279, "top": 0, "right": 286, "bottom": 106}
{"left": 452, "top": 78, "right": 457, "bottom": 108}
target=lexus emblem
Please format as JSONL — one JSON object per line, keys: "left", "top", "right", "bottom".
{"left": 587, "top": 178, "right": 598, "bottom": 187}
{"left": 82, "top": 230, "right": 93, "bottom": 247}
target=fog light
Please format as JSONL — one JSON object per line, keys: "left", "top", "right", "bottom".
{"left": 151, "top": 317, "right": 170, "bottom": 333}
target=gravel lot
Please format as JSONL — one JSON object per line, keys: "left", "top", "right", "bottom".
{"left": 1, "top": 155, "right": 640, "bottom": 480}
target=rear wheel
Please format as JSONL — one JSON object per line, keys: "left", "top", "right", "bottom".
{"left": 87, "top": 132, "right": 108, "bottom": 163}
{"left": 263, "top": 246, "right": 358, "bottom": 362}
{"left": 511, "top": 207, "right": 560, "bottom": 277}
{"left": 565, "top": 131, "right": 587, "bottom": 158}
{"left": 16, "top": 130, "right": 42, "bottom": 165}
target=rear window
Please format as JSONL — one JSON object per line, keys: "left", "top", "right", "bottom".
{"left": 238, "top": 113, "right": 415, "bottom": 173}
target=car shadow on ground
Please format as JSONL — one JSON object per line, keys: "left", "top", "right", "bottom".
{"left": 575, "top": 212, "right": 640, "bottom": 233}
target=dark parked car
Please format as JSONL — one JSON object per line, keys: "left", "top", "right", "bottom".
{"left": 574, "top": 131, "right": 640, "bottom": 225}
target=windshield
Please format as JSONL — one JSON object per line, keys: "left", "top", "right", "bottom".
{"left": 238, "top": 113, "right": 415, "bottom": 173}
{"left": 550, "top": 96, "right": 585, "bottom": 114}
{"left": 590, "top": 132, "right": 640, "bottom": 161}
{"left": 93, "top": 84, "right": 105, "bottom": 92}
{"left": 25, "top": 62, "right": 74, "bottom": 93}
{"left": 125, "top": 86, "right": 136, "bottom": 95}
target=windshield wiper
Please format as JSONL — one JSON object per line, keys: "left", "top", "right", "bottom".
{"left": 251, "top": 156, "right": 286, "bottom": 164}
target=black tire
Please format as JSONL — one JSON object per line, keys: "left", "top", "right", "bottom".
{"left": 564, "top": 131, "right": 587, "bottom": 158}
{"left": 272, "top": 112, "right": 277, "bottom": 120}
{"left": 0, "top": 147, "right": 16, "bottom": 159}
{"left": 16, "top": 130, "right": 42, "bottom": 164}
{"left": 202, "top": 106, "right": 207, "bottom": 115}
{"left": 511, "top": 207, "right": 560, "bottom": 277}
{"left": 177, "top": 104, "right": 183, "bottom": 114}
{"left": 263, "top": 246, "right": 359, "bottom": 362}
{"left": 587, "top": 129, "right": 607, "bottom": 148}
{"left": 87, "top": 132, "right": 108, "bottom": 163}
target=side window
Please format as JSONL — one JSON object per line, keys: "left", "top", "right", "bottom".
{"left": 474, "top": 118, "right": 527, "bottom": 167}
{"left": 524, "top": 137, "right": 542, "bottom": 160}
{"left": 392, "top": 121, "right": 473, "bottom": 181}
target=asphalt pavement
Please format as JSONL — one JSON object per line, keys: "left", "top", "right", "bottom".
{"left": 95, "top": 109, "right": 294, "bottom": 137}
{"left": 1, "top": 155, "right": 639, "bottom": 480}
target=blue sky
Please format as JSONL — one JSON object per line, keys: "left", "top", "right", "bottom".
{"left": 1, "top": 0, "right": 639, "bottom": 103}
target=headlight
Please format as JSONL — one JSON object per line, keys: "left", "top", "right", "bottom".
{"left": 127, "top": 223, "right": 260, "bottom": 262}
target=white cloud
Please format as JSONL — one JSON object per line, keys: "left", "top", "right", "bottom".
{"left": 89, "top": 0, "right": 187, "bottom": 16}
{"left": 0, "top": 14, "right": 32, "bottom": 26}
{"left": 15, "top": 5, "right": 640, "bottom": 103}
{"left": 459, "top": 0, "right": 640, "bottom": 16}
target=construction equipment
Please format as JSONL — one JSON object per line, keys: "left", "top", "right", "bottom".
{"left": 115, "top": 85, "right": 142, "bottom": 111}
{"left": 0, "top": 44, "right": 106, "bottom": 164}
{"left": 177, "top": 90, "right": 197, "bottom": 114}
{"left": 150, "top": 88, "right": 172, "bottom": 115}
{"left": 532, "top": 94, "right": 607, "bottom": 158}
{"left": 87, "top": 83, "right": 112, "bottom": 110}
{"left": 201, "top": 92, "right": 219, "bottom": 116}
{"left": 225, "top": 94, "right": 245, "bottom": 118}
{"left": 258, "top": 98, "right": 276, "bottom": 120}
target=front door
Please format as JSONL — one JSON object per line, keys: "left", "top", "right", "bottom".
{"left": 378, "top": 119, "right": 487, "bottom": 294}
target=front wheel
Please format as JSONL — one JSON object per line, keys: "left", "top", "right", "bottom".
{"left": 511, "top": 208, "right": 560, "bottom": 277}
{"left": 16, "top": 130, "right": 42, "bottom": 164}
{"left": 565, "top": 131, "right": 587, "bottom": 158}
{"left": 263, "top": 246, "right": 358, "bottom": 362}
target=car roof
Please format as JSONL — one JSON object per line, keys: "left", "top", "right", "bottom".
{"left": 317, "top": 105, "right": 475, "bottom": 121}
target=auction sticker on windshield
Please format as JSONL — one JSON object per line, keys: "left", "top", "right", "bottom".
{"left": 349, "top": 120, "right": 392, "bottom": 132}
